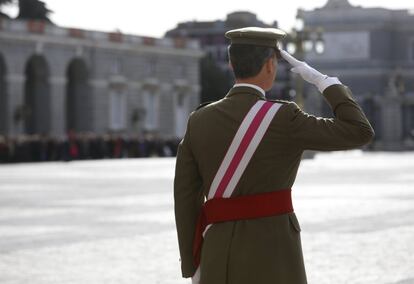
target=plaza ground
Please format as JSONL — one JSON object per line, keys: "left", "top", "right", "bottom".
{"left": 0, "top": 151, "right": 413, "bottom": 284}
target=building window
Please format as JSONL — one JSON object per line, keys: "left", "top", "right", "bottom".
{"left": 177, "top": 63, "right": 186, "bottom": 78}
{"left": 146, "top": 58, "right": 157, "bottom": 76}
{"left": 109, "top": 89, "right": 127, "bottom": 130}
{"left": 112, "top": 57, "right": 122, "bottom": 74}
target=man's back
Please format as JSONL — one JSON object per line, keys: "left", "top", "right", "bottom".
{"left": 175, "top": 83, "right": 373, "bottom": 284}
{"left": 189, "top": 86, "right": 301, "bottom": 198}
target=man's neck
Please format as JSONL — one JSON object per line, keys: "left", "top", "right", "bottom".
{"left": 235, "top": 79, "right": 266, "bottom": 91}
{"left": 233, "top": 82, "right": 266, "bottom": 97}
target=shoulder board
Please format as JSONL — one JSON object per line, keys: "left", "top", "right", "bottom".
{"left": 267, "top": 99, "right": 290, "bottom": 105}
{"left": 195, "top": 101, "right": 214, "bottom": 111}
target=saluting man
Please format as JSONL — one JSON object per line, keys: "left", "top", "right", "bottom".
{"left": 174, "top": 27, "right": 374, "bottom": 284}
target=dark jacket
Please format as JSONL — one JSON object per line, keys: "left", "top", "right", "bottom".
{"left": 174, "top": 84, "right": 374, "bottom": 284}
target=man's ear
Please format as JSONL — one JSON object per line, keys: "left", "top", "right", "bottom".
{"left": 265, "top": 57, "right": 274, "bottom": 74}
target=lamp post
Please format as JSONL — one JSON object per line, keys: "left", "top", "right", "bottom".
{"left": 284, "top": 9, "right": 325, "bottom": 109}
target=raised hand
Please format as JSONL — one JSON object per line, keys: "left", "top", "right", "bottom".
{"left": 281, "top": 50, "right": 341, "bottom": 93}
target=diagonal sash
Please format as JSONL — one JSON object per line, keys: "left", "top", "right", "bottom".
{"left": 209, "top": 100, "right": 282, "bottom": 199}
{"left": 192, "top": 100, "right": 282, "bottom": 283}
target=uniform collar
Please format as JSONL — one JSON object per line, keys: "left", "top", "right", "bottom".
{"left": 226, "top": 83, "right": 266, "bottom": 99}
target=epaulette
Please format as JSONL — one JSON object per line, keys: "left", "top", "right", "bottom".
{"left": 267, "top": 99, "right": 291, "bottom": 105}
{"left": 195, "top": 101, "right": 214, "bottom": 111}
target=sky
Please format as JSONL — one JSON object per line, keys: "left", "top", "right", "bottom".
{"left": 2, "top": 0, "right": 414, "bottom": 38}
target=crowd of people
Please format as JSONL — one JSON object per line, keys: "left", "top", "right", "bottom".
{"left": 0, "top": 131, "right": 181, "bottom": 164}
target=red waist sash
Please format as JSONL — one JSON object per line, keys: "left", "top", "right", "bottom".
{"left": 193, "top": 189, "right": 293, "bottom": 267}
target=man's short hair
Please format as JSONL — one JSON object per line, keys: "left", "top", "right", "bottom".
{"left": 228, "top": 44, "right": 278, "bottom": 79}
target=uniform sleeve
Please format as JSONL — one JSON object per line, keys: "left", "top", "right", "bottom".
{"left": 174, "top": 114, "right": 204, "bottom": 278}
{"left": 286, "top": 84, "right": 375, "bottom": 151}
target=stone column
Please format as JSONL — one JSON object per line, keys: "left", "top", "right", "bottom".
{"left": 90, "top": 79, "right": 109, "bottom": 134}
{"left": 49, "top": 76, "right": 67, "bottom": 137}
{"left": 127, "top": 81, "right": 143, "bottom": 135}
{"left": 379, "top": 86, "right": 403, "bottom": 150}
{"left": 170, "top": 80, "right": 199, "bottom": 139}
{"left": 189, "top": 84, "right": 201, "bottom": 110}
{"left": 6, "top": 74, "right": 25, "bottom": 136}
{"left": 0, "top": 77, "right": 8, "bottom": 135}
{"left": 107, "top": 76, "right": 128, "bottom": 133}
{"left": 141, "top": 78, "right": 161, "bottom": 135}
{"left": 159, "top": 83, "right": 174, "bottom": 137}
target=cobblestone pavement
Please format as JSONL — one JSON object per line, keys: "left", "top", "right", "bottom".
{"left": 0, "top": 151, "right": 413, "bottom": 284}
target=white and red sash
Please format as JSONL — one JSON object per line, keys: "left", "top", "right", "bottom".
{"left": 208, "top": 100, "right": 282, "bottom": 199}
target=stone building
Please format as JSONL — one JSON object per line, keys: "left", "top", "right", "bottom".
{"left": 0, "top": 18, "right": 203, "bottom": 139}
{"left": 166, "top": 11, "right": 279, "bottom": 69}
{"left": 166, "top": 11, "right": 290, "bottom": 101}
{"left": 303, "top": 0, "right": 414, "bottom": 150}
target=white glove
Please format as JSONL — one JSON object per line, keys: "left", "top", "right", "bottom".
{"left": 281, "top": 50, "right": 341, "bottom": 93}
{"left": 191, "top": 267, "right": 201, "bottom": 284}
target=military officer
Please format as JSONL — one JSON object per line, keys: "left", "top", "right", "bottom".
{"left": 174, "top": 27, "right": 374, "bottom": 284}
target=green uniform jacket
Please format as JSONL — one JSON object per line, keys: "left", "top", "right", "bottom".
{"left": 174, "top": 84, "right": 374, "bottom": 284}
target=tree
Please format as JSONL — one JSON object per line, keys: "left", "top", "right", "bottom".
{"left": 0, "top": 0, "right": 13, "bottom": 18}
{"left": 17, "top": 0, "right": 52, "bottom": 22}
{"left": 200, "top": 56, "right": 233, "bottom": 103}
